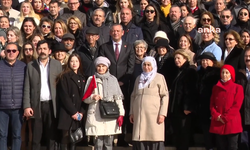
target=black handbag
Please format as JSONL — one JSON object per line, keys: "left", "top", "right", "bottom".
{"left": 69, "top": 124, "right": 83, "bottom": 144}
{"left": 69, "top": 108, "right": 83, "bottom": 144}
{"left": 99, "top": 100, "right": 120, "bottom": 119}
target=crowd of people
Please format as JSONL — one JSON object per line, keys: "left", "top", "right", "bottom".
{"left": 1, "top": 0, "right": 250, "bottom": 149}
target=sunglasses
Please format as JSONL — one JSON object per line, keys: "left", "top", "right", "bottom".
{"left": 202, "top": 18, "right": 211, "bottom": 22}
{"left": 240, "top": 12, "right": 248, "bottom": 16}
{"left": 225, "top": 38, "right": 235, "bottom": 41}
{"left": 24, "top": 48, "right": 33, "bottom": 51}
{"left": 145, "top": 10, "right": 155, "bottom": 14}
{"left": 221, "top": 15, "right": 230, "bottom": 19}
{"left": 6, "top": 49, "right": 17, "bottom": 53}
{"left": 42, "top": 25, "right": 51, "bottom": 29}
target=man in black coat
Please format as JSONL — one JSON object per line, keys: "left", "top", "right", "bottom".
{"left": 164, "top": 5, "right": 184, "bottom": 49}
{"left": 120, "top": 8, "right": 143, "bottom": 45}
{"left": 218, "top": 9, "right": 241, "bottom": 49}
{"left": 236, "top": 48, "right": 250, "bottom": 150}
{"left": 76, "top": 27, "right": 100, "bottom": 76}
{"left": 98, "top": 24, "right": 135, "bottom": 146}
{"left": 78, "top": 8, "right": 110, "bottom": 47}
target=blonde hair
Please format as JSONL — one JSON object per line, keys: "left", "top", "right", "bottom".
{"left": 67, "top": 16, "right": 83, "bottom": 30}
{"left": 202, "top": 24, "right": 220, "bottom": 44}
{"left": 19, "top": 1, "right": 37, "bottom": 22}
{"left": 51, "top": 52, "right": 70, "bottom": 65}
{"left": 174, "top": 49, "right": 191, "bottom": 62}
{"left": 6, "top": 26, "right": 23, "bottom": 47}
{"left": 53, "top": 19, "right": 68, "bottom": 36}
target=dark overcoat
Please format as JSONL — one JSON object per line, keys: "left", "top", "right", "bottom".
{"left": 57, "top": 70, "right": 86, "bottom": 130}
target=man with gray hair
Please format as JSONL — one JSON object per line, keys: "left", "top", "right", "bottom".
{"left": 87, "top": 0, "right": 113, "bottom": 27}
{"left": 183, "top": 16, "right": 202, "bottom": 46}
{"left": 99, "top": 24, "right": 135, "bottom": 146}
{"left": 78, "top": 8, "right": 110, "bottom": 46}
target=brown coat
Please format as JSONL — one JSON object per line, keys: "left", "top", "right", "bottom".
{"left": 130, "top": 73, "right": 169, "bottom": 141}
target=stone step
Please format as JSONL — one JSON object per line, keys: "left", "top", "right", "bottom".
{"left": 41, "top": 146, "right": 207, "bottom": 150}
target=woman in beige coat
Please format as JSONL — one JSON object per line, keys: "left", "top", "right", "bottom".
{"left": 130, "top": 56, "right": 169, "bottom": 150}
{"left": 84, "top": 56, "right": 125, "bottom": 150}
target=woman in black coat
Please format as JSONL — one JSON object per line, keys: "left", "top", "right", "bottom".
{"left": 197, "top": 52, "right": 221, "bottom": 150}
{"left": 139, "top": 4, "right": 165, "bottom": 51}
{"left": 222, "top": 30, "right": 245, "bottom": 72}
{"left": 169, "top": 49, "right": 198, "bottom": 150}
{"left": 155, "top": 38, "right": 176, "bottom": 90}
{"left": 57, "top": 53, "right": 86, "bottom": 150}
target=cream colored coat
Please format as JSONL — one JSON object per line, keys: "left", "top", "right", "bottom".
{"left": 130, "top": 73, "right": 169, "bottom": 141}
{"left": 84, "top": 76, "right": 125, "bottom": 136}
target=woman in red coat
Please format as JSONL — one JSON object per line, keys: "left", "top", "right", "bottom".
{"left": 210, "top": 64, "right": 244, "bottom": 150}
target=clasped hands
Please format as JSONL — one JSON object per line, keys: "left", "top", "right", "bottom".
{"left": 217, "top": 115, "right": 225, "bottom": 124}
{"left": 72, "top": 112, "right": 83, "bottom": 121}
{"left": 92, "top": 94, "right": 102, "bottom": 101}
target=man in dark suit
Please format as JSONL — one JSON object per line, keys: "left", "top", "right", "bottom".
{"left": 99, "top": 24, "right": 135, "bottom": 146}
{"left": 23, "top": 40, "right": 62, "bottom": 150}
{"left": 120, "top": 8, "right": 143, "bottom": 45}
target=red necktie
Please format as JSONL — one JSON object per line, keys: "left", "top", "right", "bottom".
{"left": 115, "top": 43, "right": 119, "bottom": 60}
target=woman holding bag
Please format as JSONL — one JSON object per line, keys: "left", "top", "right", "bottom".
{"left": 57, "top": 53, "right": 86, "bottom": 150}
{"left": 84, "top": 56, "right": 125, "bottom": 150}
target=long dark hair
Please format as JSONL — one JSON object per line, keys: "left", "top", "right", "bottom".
{"left": 57, "top": 53, "right": 84, "bottom": 83}
{"left": 140, "top": 4, "right": 160, "bottom": 25}
{"left": 21, "top": 17, "right": 38, "bottom": 41}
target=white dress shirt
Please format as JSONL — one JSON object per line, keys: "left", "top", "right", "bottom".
{"left": 112, "top": 40, "right": 122, "bottom": 53}
{"left": 224, "top": 48, "right": 233, "bottom": 61}
{"left": 39, "top": 59, "right": 51, "bottom": 101}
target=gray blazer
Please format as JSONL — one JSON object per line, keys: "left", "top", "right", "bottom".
{"left": 23, "top": 58, "right": 62, "bottom": 118}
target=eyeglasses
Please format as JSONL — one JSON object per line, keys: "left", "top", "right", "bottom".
{"left": 221, "top": 15, "right": 230, "bottom": 19}
{"left": 225, "top": 38, "right": 235, "bottom": 41}
{"left": 24, "top": 48, "right": 33, "bottom": 51}
{"left": 69, "top": 2, "right": 79, "bottom": 5}
{"left": 42, "top": 25, "right": 51, "bottom": 29}
{"left": 135, "top": 46, "right": 145, "bottom": 49}
{"left": 145, "top": 10, "right": 155, "bottom": 14}
{"left": 202, "top": 18, "right": 211, "bottom": 22}
{"left": 240, "top": 12, "right": 248, "bottom": 16}
{"left": 6, "top": 49, "right": 17, "bottom": 53}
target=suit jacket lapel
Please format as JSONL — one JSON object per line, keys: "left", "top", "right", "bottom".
{"left": 118, "top": 42, "right": 127, "bottom": 62}
{"left": 107, "top": 41, "right": 117, "bottom": 62}
{"left": 34, "top": 59, "right": 41, "bottom": 84}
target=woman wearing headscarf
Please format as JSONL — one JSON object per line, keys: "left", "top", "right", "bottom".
{"left": 169, "top": 49, "right": 198, "bottom": 150}
{"left": 84, "top": 56, "right": 125, "bottom": 150}
{"left": 210, "top": 64, "right": 244, "bottom": 150}
{"left": 130, "top": 56, "right": 169, "bottom": 150}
